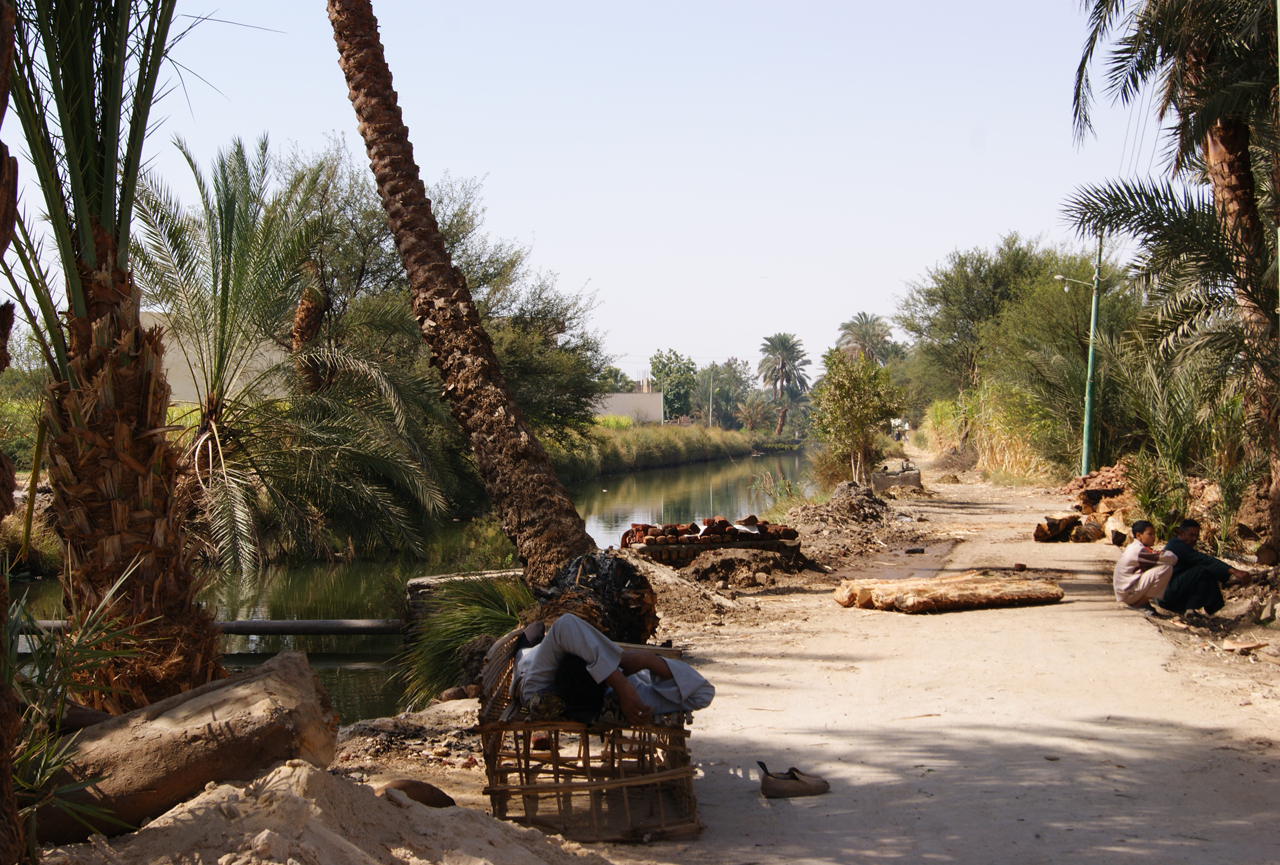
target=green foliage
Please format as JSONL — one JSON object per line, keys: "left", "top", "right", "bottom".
{"left": 693, "top": 358, "right": 754, "bottom": 429}
{"left": 895, "top": 233, "right": 1051, "bottom": 395}
{"left": 757, "top": 333, "right": 811, "bottom": 399}
{"left": 0, "top": 516, "right": 60, "bottom": 579}
{"left": 734, "top": 390, "right": 774, "bottom": 432}
{"left": 837, "top": 312, "right": 896, "bottom": 364}
{"left": 649, "top": 349, "right": 698, "bottom": 420}
{"left": 401, "top": 576, "right": 534, "bottom": 710}
{"left": 751, "top": 470, "right": 823, "bottom": 522}
{"left": 594, "top": 414, "right": 633, "bottom": 431}
{"left": 808, "top": 349, "right": 904, "bottom": 483}
{"left": 6, "top": 0, "right": 180, "bottom": 370}
{"left": 3, "top": 571, "right": 140, "bottom": 860}
{"left": 547, "top": 425, "right": 772, "bottom": 483}
{"left": 1124, "top": 456, "right": 1190, "bottom": 541}
{"left": 910, "top": 429, "right": 928, "bottom": 449}
{"left": 596, "top": 366, "right": 634, "bottom": 393}
{"left": 133, "top": 137, "right": 457, "bottom": 574}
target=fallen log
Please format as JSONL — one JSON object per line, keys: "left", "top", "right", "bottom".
{"left": 1033, "top": 513, "right": 1081, "bottom": 543}
{"left": 37, "top": 651, "right": 339, "bottom": 844}
{"left": 834, "top": 570, "right": 1064, "bottom": 614}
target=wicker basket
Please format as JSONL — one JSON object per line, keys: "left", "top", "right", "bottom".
{"left": 478, "top": 633, "right": 702, "bottom": 842}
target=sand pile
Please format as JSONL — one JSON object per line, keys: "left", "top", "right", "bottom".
{"left": 41, "top": 759, "right": 614, "bottom": 865}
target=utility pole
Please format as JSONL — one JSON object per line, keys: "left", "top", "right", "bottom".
{"left": 1080, "top": 231, "right": 1104, "bottom": 476}
{"left": 708, "top": 367, "right": 714, "bottom": 428}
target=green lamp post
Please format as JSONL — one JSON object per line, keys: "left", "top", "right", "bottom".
{"left": 1054, "top": 232, "right": 1105, "bottom": 477}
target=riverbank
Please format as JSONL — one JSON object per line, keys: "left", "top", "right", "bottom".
{"left": 548, "top": 425, "right": 793, "bottom": 483}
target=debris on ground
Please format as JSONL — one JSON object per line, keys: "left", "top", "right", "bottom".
{"left": 834, "top": 569, "right": 1064, "bottom": 613}
{"left": 41, "top": 760, "right": 613, "bottom": 865}
{"left": 681, "top": 549, "right": 798, "bottom": 587}
{"left": 1058, "top": 464, "right": 1127, "bottom": 496}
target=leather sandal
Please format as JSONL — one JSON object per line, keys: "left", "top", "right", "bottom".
{"left": 758, "top": 761, "right": 830, "bottom": 798}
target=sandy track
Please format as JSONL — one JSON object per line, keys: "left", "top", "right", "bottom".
{"left": 602, "top": 481, "right": 1280, "bottom": 865}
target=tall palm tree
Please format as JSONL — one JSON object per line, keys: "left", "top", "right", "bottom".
{"left": 837, "top": 312, "right": 892, "bottom": 364}
{"left": 133, "top": 136, "right": 456, "bottom": 576}
{"left": 326, "top": 0, "right": 593, "bottom": 587}
{"left": 1072, "top": 0, "right": 1280, "bottom": 545}
{"left": 5, "top": 0, "right": 220, "bottom": 711}
{"left": 757, "top": 333, "right": 811, "bottom": 435}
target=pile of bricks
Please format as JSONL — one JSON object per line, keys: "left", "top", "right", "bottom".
{"left": 620, "top": 514, "right": 799, "bottom": 552}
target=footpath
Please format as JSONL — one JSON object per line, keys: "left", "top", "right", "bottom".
{"left": 604, "top": 474, "right": 1280, "bottom": 865}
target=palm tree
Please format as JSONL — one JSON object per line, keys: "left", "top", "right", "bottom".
{"left": 837, "top": 312, "right": 892, "bottom": 364}
{"left": 733, "top": 390, "right": 773, "bottom": 432}
{"left": 132, "top": 136, "right": 456, "bottom": 576}
{"left": 1071, "top": 0, "right": 1280, "bottom": 545}
{"left": 5, "top": 0, "right": 220, "bottom": 711}
{"left": 326, "top": 0, "right": 593, "bottom": 587}
{"left": 757, "top": 333, "right": 811, "bottom": 435}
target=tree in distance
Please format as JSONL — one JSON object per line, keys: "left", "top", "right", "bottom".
{"left": 757, "top": 333, "right": 811, "bottom": 435}
{"left": 837, "top": 312, "right": 893, "bottom": 364}
{"left": 809, "top": 349, "right": 905, "bottom": 484}
{"left": 648, "top": 349, "right": 697, "bottom": 420}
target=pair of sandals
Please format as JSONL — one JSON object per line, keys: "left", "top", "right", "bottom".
{"left": 757, "top": 761, "right": 830, "bottom": 798}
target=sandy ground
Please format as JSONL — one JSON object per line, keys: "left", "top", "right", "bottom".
{"left": 588, "top": 466, "right": 1280, "bottom": 865}
{"left": 210, "top": 455, "right": 1280, "bottom": 865}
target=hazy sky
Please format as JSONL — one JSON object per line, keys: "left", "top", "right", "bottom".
{"left": 103, "top": 2, "right": 1161, "bottom": 380}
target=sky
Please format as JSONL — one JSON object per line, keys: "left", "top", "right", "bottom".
{"left": 30, "top": 1, "right": 1168, "bottom": 382}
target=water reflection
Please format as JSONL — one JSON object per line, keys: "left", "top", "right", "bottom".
{"left": 16, "top": 452, "right": 810, "bottom": 722}
{"left": 569, "top": 450, "right": 812, "bottom": 545}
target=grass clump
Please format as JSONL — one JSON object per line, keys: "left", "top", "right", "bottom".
{"left": 594, "top": 414, "right": 634, "bottom": 430}
{"left": 547, "top": 425, "right": 778, "bottom": 482}
{"left": 401, "top": 575, "right": 533, "bottom": 710}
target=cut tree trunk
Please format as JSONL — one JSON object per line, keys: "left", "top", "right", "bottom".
{"left": 327, "top": 0, "right": 593, "bottom": 587}
{"left": 1033, "top": 513, "right": 1081, "bottom": 543}
{"left": 833, "top": 570, "right": 1064, "bottom": 613}
{"left": 36, "top": 651, "right": 339, "bottom": 845}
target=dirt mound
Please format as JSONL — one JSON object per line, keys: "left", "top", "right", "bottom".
{"left": 937, "top": 474, "right": 961, "bottom": 484}
{"left": 42, "top": 759, "right": 611, "bottom": 865}
{"left": 783, "top": 482, "right": 910, "bottom": 570}
{"left": 683, "top": 549, "right": 796, "bottom": 587}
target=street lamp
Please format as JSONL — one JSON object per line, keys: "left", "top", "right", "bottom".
{"left": 1053, "top": 232, "right": 1105, "bottom": 477}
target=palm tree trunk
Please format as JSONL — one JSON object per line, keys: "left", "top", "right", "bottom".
{"left": 0, "top": 301, "right": 20, "bottom": 863}
{"left": 0, "top": 6, "right": 25, "bottom": 853}
{"left": 292, "top": 283, "right": 328, "bottom": 392}
{"left": 327, "top": 0, "right": 593, "bottom": 586}
{"left": 1202, "top": 118, "right": 1280, "bottom": 547}
{"left": 47, "top": 230, "right": 222, "bottom": 713}
{"left": 775, "top": 406, "right": 787, "bottom": 436}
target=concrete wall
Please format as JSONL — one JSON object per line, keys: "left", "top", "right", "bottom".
{"left": 594, "top": 392, "right": 663, "bottom": 424}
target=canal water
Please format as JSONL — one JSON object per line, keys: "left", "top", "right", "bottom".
{"left": 19, "top": 451, "right": 811, "bottom": 724}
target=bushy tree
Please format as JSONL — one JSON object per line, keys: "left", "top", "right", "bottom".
{"left": 895, "top": 233, "right": 1050, "bottom": 394}
{"left": 809, "top": 349, "right": 904, "bottom": 483}
{"left": 694, "top": 357, "right": 754, "bottom": 429}
{"left": 649, "top": 349, "right": 697, "bottom": 420}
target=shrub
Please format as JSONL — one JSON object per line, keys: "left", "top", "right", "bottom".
{"left": 594, "top": 414, "right": 633, "bottom": 431}
{"left": 401, "top": 576, "right": 533, "bottom": 709}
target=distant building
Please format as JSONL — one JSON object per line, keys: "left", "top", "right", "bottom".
{"left": 594, "top": 391, "right": 663, "bottom": 424}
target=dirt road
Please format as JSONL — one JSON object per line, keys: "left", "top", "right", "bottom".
{"left": 603, "top": 476, "right": 1280, "bottom": 865}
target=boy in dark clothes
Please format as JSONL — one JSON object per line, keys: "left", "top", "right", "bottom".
{"left": 1159, "top": 519, "right": 1252, "bottom": 615}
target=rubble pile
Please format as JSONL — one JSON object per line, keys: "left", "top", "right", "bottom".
{"left": 620, "top": 515, "right": 798, "bottom": 548}
{"left": 1058, "top": 464, "right": 1127, "bottom": 496}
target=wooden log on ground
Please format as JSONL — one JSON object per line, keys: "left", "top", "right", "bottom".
{"left": 834, "top": 571, "right": 1063, "bottom": 614}
{"left": 37, "top": 651, "right": 339, "bottom": 844}
{"left": 1033, "top": 513, "right": 1081, "bottom": 543}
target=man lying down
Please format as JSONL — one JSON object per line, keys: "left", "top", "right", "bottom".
{"left": 511, "top": 613, "right": 715, "bottom": 726}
